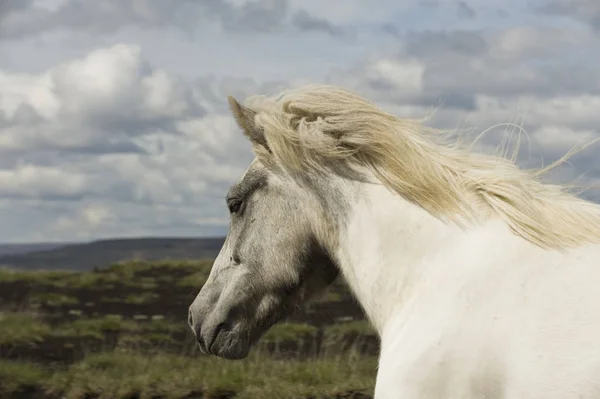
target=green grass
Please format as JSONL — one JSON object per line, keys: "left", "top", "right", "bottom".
{"left": 115, "top": 318, "right": 187, "bottom": 348}
{"left": 263, "top": 322, "right": 318, "bottom": 342}
{"left": 65, "top": 272, "right": 124, "bottom": 290}
{"left": 176, "top": 271, "right": 208, "bottom": 288}
{"left": 0, "top": 260, "right": 375, "bottom": 397}
{"left": 0, "top": 260, "right": 212, "bottom": 291}
{"left": 0, "top": 312, "right": 177, "bottom": 345}
{"left": 139, "top": 317, "right": 184, "bottom": 333}
{"left": 105, "top": 260, "right": 212, "bottom": 281}
{"left": 41, "top": 350, "right": 376, "bottom": 399}
{"left": 123, "top": 292, "right": 160, "bottom": 304}
{"left": 0, "top": 268, "right": 75, "bottom": 285}
{"left": 0, "top": 312, "right": 51, "bottom": 346}
{"left": 54, "top": 316, "right": 139, "bottom": 340}
{"left": 0, "top": 360, "right": 49, "bottom": 396}
{"left": 29, "top": 292, "right": 79, "bottom": 307}
{"left": 0, "top": 350, "right": 376, "bottom": 399}
{"left": 325, "top": 320, "right": 375, "bottom": 336}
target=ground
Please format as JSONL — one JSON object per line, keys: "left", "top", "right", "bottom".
{"left": 0, "top": 260, "right": 379, "bottom": 399}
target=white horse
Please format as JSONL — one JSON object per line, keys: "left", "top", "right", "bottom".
{"left": 188, "top": 84, "right": 600, "bottom": 398}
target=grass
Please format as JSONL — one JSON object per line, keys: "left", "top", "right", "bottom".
{"left": 0, "top": 260, "right": 213, "bottom": 291}
{"left": 0, "top": 360, "right": 48, "bottom": 396}
{"left": 55, "top": 316, "right": 139, "bottom": 340}
{"left": 118, "top": 332, "right": 177, "bottom": 348}
{"left": 39, "top": 350, "right": 376, "bottom": 399}
{"left": 0, "top": 312, "right": 51, "bottom": 346}
{"left": 0, "top": 350, "right": 376, "bottom": 399}
{"left": 123, "top": 292, "right": 160, "bottom": 304}
{"left": 263, "top": 322, "right": 318, "bottom": 342}
{"left": 0, "top": 312, "right": 183, "bottom": 345}
{"left": 29, "top": 292, "right": 79, "bottom": 307}
{"left": 325, "top": 321, "right": 376, "bottom": 337}
{"left": 115, "top": 318, "right": 187, "bottom": 348}
{"left": 177, "top": 271, "right": 209, "bottom": 288}
{"left": 0, "top": 260, "right": 376, "bottom": 398}
{"left": 0, "top": 268, "right": 75, "bottom": 285}
{"left": 139, "top": 317, "right": 184, "bottom": 333}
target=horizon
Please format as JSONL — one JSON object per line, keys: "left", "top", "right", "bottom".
{"left": 0, "top": 235, "right": 228, "bottom": 246}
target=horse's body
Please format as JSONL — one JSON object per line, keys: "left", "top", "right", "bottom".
{"left": 188, "top": 84, "right": 600, "bottom": 398}
{"left": 346, "top": 182, "right": 600, "bottom": 398}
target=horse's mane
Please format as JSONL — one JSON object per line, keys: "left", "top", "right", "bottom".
{"left": 245, "top": 84, "right": 600, "bottom": 250}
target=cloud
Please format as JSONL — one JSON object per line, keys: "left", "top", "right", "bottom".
{"left": 0, "top": 44, "right": 204, "bottom": 155}
{"left": 540, "top": 0, "right": 600, "bottom": 31}
{"left": 329, "top": 26, "right": 600, "bottom": 112}
{"left": 0, "top": 0, "right": 348, "bottom": 40}
{"left": 0, "top": 43, "right": 261, "bottom": 241}
{"left": 418, "top": 0, "right": 477, "bottom": 18}
{"left": 59, "top": 204, "right": 116, "bottom": 230}
{"left": 1, "top": 1, "right": 600, "bottom": 242}
{"left": 0, "top": 0, "right": 35, "bottom": 21}
{"left": 457, "top": 1, "right": 476, "bottom": 18}
{"left": 0, "top": 0, "right": 206, "bottom": 39}
{"left": 291, "top": 10, "right": 346, "bottom": 36}
{"left": 0, "top": 163, "right": 87, "bottom": 200}
{"left": 326, "top": 24, "right": 600, "bottom": 189}
{"left": 221, "top": 0, "right": 289, "bottom": 33}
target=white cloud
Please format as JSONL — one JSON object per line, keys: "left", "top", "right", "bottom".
{"left": 0, "top": 43, "right": 205, "bottom": 153}
{"left": 55, "top": 203, "right": 116, "bottom": 233}
{"left": 540, "top": 0, "right": 600, "bottom": 31}
{"left": 81, "top": 204, "right": 115, "bottom": 227}
{"left": 0, "top": 163, "right": 87, "bottom": 198}
{"left": 50, "top": 44, "right": 145, "bottom": 116}
{"left": 366, "top": 58, "right": 424, "bottom": 95}
{"left": 0, "top": 71, "right": 59, "bottom": 119}
{"left": 1, "top": 1, "right": 600, "bottom": 242}
{"left": 0, "top": 42, "right": 258, "bottom": 241}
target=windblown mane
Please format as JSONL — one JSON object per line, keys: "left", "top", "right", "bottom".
{"left": 244, "top": 84, "right": 600, "bottom": 250}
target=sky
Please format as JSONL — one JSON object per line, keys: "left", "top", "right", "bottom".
{"left": 1, "top": 0, "right": 600, "bottom": 243}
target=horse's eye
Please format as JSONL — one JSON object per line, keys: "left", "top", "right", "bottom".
{"left": 227, "top": 199, "right": 243, "bottom": 214}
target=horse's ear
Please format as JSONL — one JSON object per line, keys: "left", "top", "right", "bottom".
{"left": 227, "top": 96, "right": 270, "bottom": 153}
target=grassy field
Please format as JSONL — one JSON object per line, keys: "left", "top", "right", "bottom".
{"left": 0, "top": 260, "right": 379, "bottom": 398}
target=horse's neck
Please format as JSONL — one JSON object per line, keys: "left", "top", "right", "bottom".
{"left": 333, "top": 181, "right": 510, "bottom": 335}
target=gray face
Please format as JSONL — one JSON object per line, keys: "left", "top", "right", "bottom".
{"left": 188, "top": 160, "right": 339, "bottom": 359}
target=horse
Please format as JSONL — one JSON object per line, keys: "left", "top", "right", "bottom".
{"left": 188, "top": 84, "right": 600, "bottom": 398}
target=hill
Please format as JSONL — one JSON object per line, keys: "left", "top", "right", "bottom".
{"left": 0, "top": 243, "right": 68, "bottom": 256}
{"left": 0, "top": 237, "right": 225, "bottom": 271}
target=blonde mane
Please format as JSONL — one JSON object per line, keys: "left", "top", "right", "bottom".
{"left": 244, "top": 84, "right": 600, "bottom": 250}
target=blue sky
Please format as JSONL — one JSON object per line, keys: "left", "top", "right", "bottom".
{"left": 0, "top": 0, "right": 599, "bottom": 243}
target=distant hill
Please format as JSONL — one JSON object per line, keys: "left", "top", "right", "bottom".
{"left": 0, "top": 237, "right": 225, "bottom": 271}
{"left": 0, "top": 243, "right": 69, "bottom": 256}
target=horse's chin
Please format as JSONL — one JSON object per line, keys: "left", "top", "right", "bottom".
{"left": 212, "top": 344, "right": 249, "bottom": 360}
{"left": 208, "top": 315, "right": 285, "bottom": 360}
{"left": 208, "top": 329, "right": 251, "bottom": 360}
